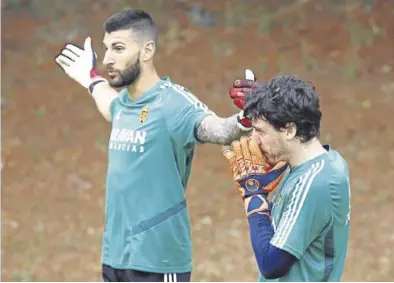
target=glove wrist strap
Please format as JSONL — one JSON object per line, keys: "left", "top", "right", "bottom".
{"left": 247, "top": 211, "right": 271, "bottom": 218}
{"left": 244, "top": 195, "right": 270, "bottom": 216}
{"left": 237, "top": 110, "right": 252, "bottom": 131}
{"left": 246, "top": 208, "right": 271, "bottom": 217}
{"left": 88, "top": 79, "right": 107, "bottom": 95}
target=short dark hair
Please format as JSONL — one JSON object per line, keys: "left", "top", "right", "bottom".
{"left": 244, "top": 76, "right": 322, "bottom": 143}
{"left": 104, "top": 9, "right": 158, "bottom": 45}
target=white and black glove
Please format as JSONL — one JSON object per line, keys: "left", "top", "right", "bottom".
{"left": 55, "top": 37, "right": 107, "bottom": 94}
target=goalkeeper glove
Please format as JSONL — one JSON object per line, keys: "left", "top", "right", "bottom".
{"left": 55, "top": 37, "right": 107, "bottom": 94}
{"left": 229, "top": 69, "right": 257, "bottom": 131}
{"left": 230, "top": 69, "right": 257, "bottom": 110}
{"left": 223, "top": 137, "right": 288, "bottom": 217}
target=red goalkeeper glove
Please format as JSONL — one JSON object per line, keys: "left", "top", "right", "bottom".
{"left": 229, "top": 69, "right": 257, "bottom": 131}
{"left": 229, "top": 69, "right": 257, "bottom": 110}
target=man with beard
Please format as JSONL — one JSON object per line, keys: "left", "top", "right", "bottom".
{"left": 223, "top": 76, "right": 351, "bottom": 281}
{"left": 55, "top": 9, "right": 252, "bottom": 282}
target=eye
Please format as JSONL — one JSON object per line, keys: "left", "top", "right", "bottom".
{"left": 114, "top": 46, "right": 124, "bottom": 52}
{"left": 254, "top": 127, "right": 262, "bottom": 133}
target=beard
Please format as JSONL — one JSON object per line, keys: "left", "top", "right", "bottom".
{"left": 264, "top": 152, "right": 282, "bottom": 166}
{"left": 259, "top": 142, "right": 287, "bottom": 166}
{"left": 108, "top": 56, "right": 141, "bottom": 88}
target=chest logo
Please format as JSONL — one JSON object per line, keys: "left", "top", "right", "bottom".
{"left": 140, "top": 106, "right": 148, "bottom": 124}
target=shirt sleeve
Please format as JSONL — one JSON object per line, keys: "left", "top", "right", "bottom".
{"left": 248, "top": 214, "right": 297, "bottom": 279}
{"left": 165, "top": 84, "right": 214, "bottom": 147}
{"left": 270, "top": 160, "right": 333, "bottom": 259}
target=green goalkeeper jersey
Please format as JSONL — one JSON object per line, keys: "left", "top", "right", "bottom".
{"left": 260, "top": 145, "right": 351, "bottom": 282}
{"left": 102, "top": 77, "right": 212, "bottom": 273}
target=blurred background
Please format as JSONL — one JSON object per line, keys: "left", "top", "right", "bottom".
{"left": 2, "top": 0, "right": 394, "bottom": 281}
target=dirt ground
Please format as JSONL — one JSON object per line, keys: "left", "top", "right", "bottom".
{"left": 2, "top": 0, "right": 394, "bottom": 281}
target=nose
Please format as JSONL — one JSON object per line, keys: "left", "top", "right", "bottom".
{"left": 250, "top": 129, "right": 258, "bottom": 141}
{"left": 102, "top": 50, "right": 115, "bottom": 66}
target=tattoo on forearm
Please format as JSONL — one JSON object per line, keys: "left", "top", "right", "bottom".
{"left": 195, "top": 114, "right": 250, "bottom": 145}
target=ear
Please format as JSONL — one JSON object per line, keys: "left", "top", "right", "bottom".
{"left": 284, "top": 123, "right": 297, "bottom": 140}
{"left": 141, "top": 40, "right": 155, "bottom": 62}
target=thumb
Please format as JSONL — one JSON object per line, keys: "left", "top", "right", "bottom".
{"left": 245, "top": 69, "right": 256, "bottom": 81}
{"left": 84, "top": 36, "right": 92, "bottom": 52}
{"left": 84, "top": 36, "right": 97, "bottom": 68}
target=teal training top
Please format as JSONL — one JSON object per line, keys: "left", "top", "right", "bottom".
{"left": 102, "top": 77, "right": 212, "bottom": 273}
{"left": 260, "top": 146, "right": 351, "bottom": 281}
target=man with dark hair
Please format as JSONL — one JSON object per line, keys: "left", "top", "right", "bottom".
{"left": 55, "top": 9, "right": 252, "bottom": 282}
{"left": 224, "top": 75, "right": 351, "bottom": 281}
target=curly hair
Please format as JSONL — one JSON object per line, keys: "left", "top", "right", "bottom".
{"left": 244, "top": 76, "right": 322, "bottom": 143}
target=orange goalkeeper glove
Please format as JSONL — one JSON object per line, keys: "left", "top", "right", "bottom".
{"left": 223, "top": 137, "right": 288, "bottom": 216}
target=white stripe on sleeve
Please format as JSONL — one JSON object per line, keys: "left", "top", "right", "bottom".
{"left": 271, "top": 160, "right": 325, "bottom": 248}
{"left": 276, "top": 160, "right": 325, "bottom": 248}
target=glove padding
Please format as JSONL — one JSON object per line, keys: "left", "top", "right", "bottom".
{"left": 229, "top": 69, "right": 258, "bottom": 110}
{"left": 55, "top": 37, "right": 106, "bottom": 91}
{"left": 223, "top": 137, "right": 288, "bottom": 216}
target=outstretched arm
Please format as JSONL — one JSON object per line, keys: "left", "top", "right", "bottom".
{"left": 90, "top": 82, "right": 118, "bottom": 121}
{"left": 195, "top": 114, "right": 250, "bottom": 145}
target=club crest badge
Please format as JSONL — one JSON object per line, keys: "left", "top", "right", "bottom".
{"left": 140, "top": 106, "right": 148, "bottom": 124}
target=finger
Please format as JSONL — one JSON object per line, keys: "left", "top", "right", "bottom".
{"left": 240, "top": 137, "right": 253, "bottom": 172}
{"left": 61, "top": 49, "right": 78, "bottom": 61}
{"left": 229, "top": 87, "right": 254, "bottom": 99}
{"left": 223, "top": 149, "right": 235, "bottom": 162}
{"left": 231, "top": 140, "right": 246, "bottom": 177}
{"left": 223, "top": 149, "right": 240, "bottom": 180}
{"left": 249, "top": 139, "right": 270, "bottom": 172}
{"left": 229, "top": 88, "right": 245, "bottom": 99}
{"left": 233, "top": 79, "right": 256, "bottom": 88}
{"left": 54, "top": 57, "right": 66, "bottom": 71}
{"left": 65, "top": 43, "right": 84, "bottom": 56}
{"left": 240, "top": 87, "right": 255, "bottom": 93}
{"left": 222, "top": 145, "right": 231, "bottom": 151}
{"left": 55, "top": 54, "right": 73, "bottom": 68}
{"left": 233, "top": 99, "right": 245, "bottom": 110}
{"left": 245, "top": 69, "right": 256, "bottom": 81}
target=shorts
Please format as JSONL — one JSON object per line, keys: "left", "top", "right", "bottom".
{"left": 102, "top": 264, "right": 191, "bottom": 282}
